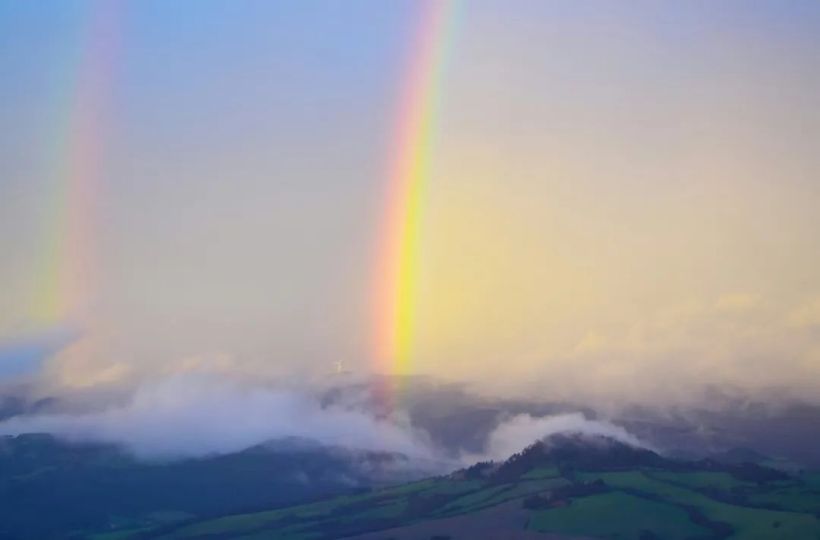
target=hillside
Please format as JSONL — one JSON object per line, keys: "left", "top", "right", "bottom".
{"left": 0, "top": 434, "right": 435, "bottom": 539}
{"left": 138, "top": 434, "right": 820, "bottom": 540}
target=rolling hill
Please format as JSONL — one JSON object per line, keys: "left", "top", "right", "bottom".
{"left": 136, "top": 434, "right": 820, "bottom": 540}
{"left": 0, "top": 434, "right": 436, "bottom": 540}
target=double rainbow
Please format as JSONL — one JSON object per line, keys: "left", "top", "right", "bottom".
{"left": 373, "top": 1, "right": 460, "bottom": 377}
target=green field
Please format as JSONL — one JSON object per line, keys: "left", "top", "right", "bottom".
{"left": 100, "top": 440, "right": 820, "bottom": 540}
{"left": 579, "top": 470, "right": 820, "bottom": 540}
{"left": 521, "top": 465, "right": 560, "bottom": 480}
{"left": 651, "top": 470, "right": 752, "bottom": 491}
{"left": 529, "top": 491, "right": 710, "bottom": 539}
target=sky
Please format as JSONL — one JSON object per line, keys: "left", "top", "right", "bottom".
{"left": 1, "top": 0, "right": 820, "bottom": 404}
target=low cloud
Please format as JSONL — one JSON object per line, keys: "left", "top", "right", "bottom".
{"left": 478, "top": 412, "right": 647, "bottom": 462}
{"left": 0, "top": 375, "right": 439, "bottom": 461}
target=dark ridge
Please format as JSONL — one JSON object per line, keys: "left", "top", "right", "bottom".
{"left": 492, "top": 433, "right": 667, "bottom": 481}
{"left": 708, "top": 447, "right": 770, "bottom": 465}
{"left": 451, "top": 432, "right": 791, "bottom": 487}
{"left": 0, "top": 433, "right": 430, "bottom": 539}
{"left": 689, "top": 458, "right": 790, "bottom": 484}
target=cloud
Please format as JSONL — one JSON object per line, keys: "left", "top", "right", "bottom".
{"left": 715, "top": 293, "right": 761, "bottom": 313}
{"left": 478, "top": 413, "right": 647, "bottom": 462}
{"left": 513, "top": 292, "right": 820, "bottom": 405}
{"left": 789, "top": 297, "right": 820, "bottom": 329}
{"left": 0, "top": 375, "right": 439, "bottom": 461}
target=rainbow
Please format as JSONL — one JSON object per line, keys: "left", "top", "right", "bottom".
{"left": 373, "top": 1, "right": 460, "bottom": 378}
{"left": 28, "top": 2, "right": 122, "bottom": 367}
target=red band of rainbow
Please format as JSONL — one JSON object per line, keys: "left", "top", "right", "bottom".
{"left": 373, "top": 1, "right": 460, "bottom": 379}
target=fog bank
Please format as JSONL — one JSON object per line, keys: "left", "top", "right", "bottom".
{"left": 0, "top": 375, "right": 437, "bottom": 460}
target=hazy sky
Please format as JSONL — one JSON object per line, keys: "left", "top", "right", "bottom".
{"left": 1, "top": 1, "right": 820, "bottom": 402}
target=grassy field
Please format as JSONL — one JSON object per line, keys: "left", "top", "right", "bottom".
{"left": 439, "top": 484, "right": 511, "bottom": 513}
{"left": 745, "top": 486, "right": 820, "bottom": 513}
{"left": 529, "top": 491, "right": 710, "bottom": 539}
{"left": 650, "top": 470, "right": 752, "bottom": 491}
{"left": 111, "top": 440, "right": 820, "bottom": 540}
{"left": 579, "top": 470, "right": 820, "bottom": 540}
{"left": 521, "top": 466, "right": 560, "bottom": 480}
{"left": 475, "top": 478, "right": 570, "bottom": 509}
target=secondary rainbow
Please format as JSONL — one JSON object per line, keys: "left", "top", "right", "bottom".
{"left": 33, "top": 3, "right": 121, "bottom": 337}
{"left": 373, "top": 1, "right": 460, "bottom": 377}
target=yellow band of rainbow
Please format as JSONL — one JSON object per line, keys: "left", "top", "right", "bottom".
{"left": 373, "top": 1, "right": 460, "bottom": 378}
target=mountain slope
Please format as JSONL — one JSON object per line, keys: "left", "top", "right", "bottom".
{"left": 144, "top": 434, "right": 820, "bottom": 540}
{"left": 0, "top": 434, "right": 434, "bottom": 540}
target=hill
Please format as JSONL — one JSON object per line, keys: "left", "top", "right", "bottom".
{"left": 0, "top": 434, "right": 435, "bottom": 539}
{"left": 140, "top": 434, "right": 820, "bottom": 540}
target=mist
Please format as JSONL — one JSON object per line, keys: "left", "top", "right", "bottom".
{"left": 479, "top": 413, "right": 648, "bottom": 462}
{"left": 0, "top": 371, "right": 662, "bottom": 471}
{"left": 0, "top": 375, "right": 439, "bottom": 461}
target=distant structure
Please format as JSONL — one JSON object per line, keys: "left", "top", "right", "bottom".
{"left": 333, "top": 358, "right": 351, "bottom": 376}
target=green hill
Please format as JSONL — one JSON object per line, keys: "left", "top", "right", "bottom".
{"left": 0, "top": 434, "right": 434, "bottom": 539}
{"left": 121, "top": 434, "right": 820, "bottom": 540}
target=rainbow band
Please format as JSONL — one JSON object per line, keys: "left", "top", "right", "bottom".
{"left": 374, "top": 1, "right": 460, "bottom": 376}
{"left": 34, "top": 2, "right": 121, "bottom": 329}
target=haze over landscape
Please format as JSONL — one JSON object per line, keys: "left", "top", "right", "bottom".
{"left": 1, "top": 2, "right": 820, "bottom": 539}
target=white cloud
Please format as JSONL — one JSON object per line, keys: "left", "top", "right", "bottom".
{"left": 0, "top": 375, "right": 438, "bottom": 461}
{"left": 477, "top": 412, "right": 646, "bottom": 462}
